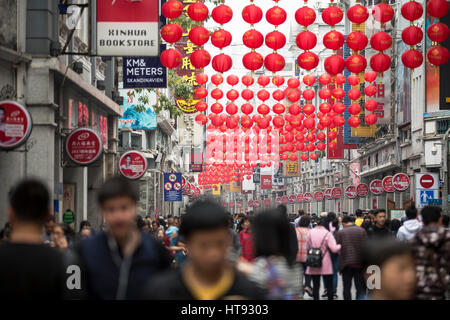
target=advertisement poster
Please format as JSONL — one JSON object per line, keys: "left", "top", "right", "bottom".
{"left": 163, "top": 173, "right": 182, "bottom": 202}
{"left": 0, "top": 101, "right": 33, "bottom": 150}
{"left": 119, "top": 150, "right": 147, "bottom": 179}
{"left": 66, "top": 128, "right": 103, "bottom": 165}
{"left": 260, "top": 174, "right": 273, "bottom": 190}
{"left": 119, "top": 86, "right": 157, "bottom": 130}
{"left": 96, "top": 0, "right": 159, "bottom": 56}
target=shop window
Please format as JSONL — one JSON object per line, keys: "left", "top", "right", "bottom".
{"left": 131, "top": 134, "right": 142, "bottom": 148}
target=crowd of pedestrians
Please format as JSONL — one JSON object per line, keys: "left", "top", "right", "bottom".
{"left": 0, "top": 177, "right": 450, "bottom": 300}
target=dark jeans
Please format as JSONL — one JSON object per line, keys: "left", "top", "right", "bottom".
{"left": 342, "top": 266, "right": 366, "bottom": 300}
{"left": 301, "top": 262, "right": 312, "bottom": 289}
{"left": 312, "top": 274, "right": 333, "bottom": 300}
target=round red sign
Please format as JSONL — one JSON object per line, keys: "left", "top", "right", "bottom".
{"left": 282, "top": 195, "right": 289, "bottom": 204}
{"left": 254, "top": 200, "right": 261, "bottom": 207}
{"left": 236, "top": 201, "right": 242, "bottom": 207}
{"left": 297, "top": 194, "right": 304, "bottom": 203}
{"left": 276, "top": 197, "right": 282, "bottom": 205}
{"left": 314, "top": 191, "right": 324, "bottom": 201}
{"left": 419, "top": 174, "right": 435, "bottom": 189}
{"left": 324, "top": 188, "right": 333, "bottom": 200}
{"left": 356, "top": 183, "right": 369, "bottom": 197}
{"left": 382, "top": 176, "right": 394, "bottom": 192}
{"left": 289, "top": 195, "right": 297, "bottom": 203}
{"left": 0, "top": 100, "right": 33, "bottom": 150}
{"left": 119, "top": 151, "right": 147, "bottom": 180}
{"left": 248, "top": 200, "right": 254, "bottom": 207}
{"left": 304, "top": 192, "right": 313, "bottom": 202}
{"left": 345, "top": 185, "right": 357, "bottom": 199}
{"left": 66, "top": 128, "right": 103, "bottom": 165}
{"left": 392, "top": 173, "right": 410, "bottom": 191}
{"left": 369, "top": 179, "right": 383, "bottom": 195}
{"left": 181, "top": 176, "right": 186, "bottom": 189}
{"left": 332, "top": 187, "right": 342, "bottom": 199}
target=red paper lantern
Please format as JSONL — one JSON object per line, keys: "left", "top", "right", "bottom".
{"left": 241, "top": 103, "right": 253, "bottom": 115}
{"left": 273, "top": 116, "right": 285, "bottom": 128}
{"left": 273, "top": 103, "right": 285, "bottom": 114}
{"left": 302, "top": 104, "right": 315, "bottom": 115}
{"left": 188, "top": 2, "right": 209, "bottom": 21}
{"left": 302, "top": 89, "right": 315, "bottom": 101}
{"left": 195, "top": 101, "right": 208, "bottom": 112}
{"left": 190, "top": 49, "right": 211, "bottom": 69}
{"left": 370, "top": 32, "right": 392, "bottom": 51}
{"left": 212, "top": 53, "right": 232, "bottom": 73}
{"left": 266, "top": 31, "right": 286, "bottom": 50}
{"left": 372, "top": 3, "right": 394, "bottom": 23}
{"left": 319, "top": 73, "right": 332, "bottom": 85}
{"left": 427, "top": 0, "right": 449, "bottom": 19}
{"left": 195, "top": 86, "right": 208, "bottom": 99}
{"left": 301, "top": 153, "right": 309, "bottom": 161}
{"left": 364, "top": 70, "right": 377, "bottom": 83}
{"left": 322, "top": 6, "right": 344, "bottom": 26}
{"left": 243, "top": 29, "right": 264, "bottom": 49}
{"left": 196, "top": 73, "right": 208, "bottom": 85}
{"left": 272, "top": 75, "right": 285, "bottom": 87}
{"left": 348, "top": 103, "right": 362, "bottom": 115}
{"left": 402, "top": 49, "right": 423, "bottom": 69}
{"left": 370, "top": 53, "right": 391, "bottom": 73}
{"left": 161, "top": 24, "right": 183, "bottom": 43}
{"left": 335, "top": 74, "right": 346, "bottom": 85}
{"left": 211, "top": 88, "right": 223, "bottom": 100}
{"left": 303, "top": 117, "right": 315, "bottom": 129}
{"left": 333, "top": 102, "right": 346, "bottom": 114}
{"left": 226, "top": 75, "right": 239, "bottom": 86}
{"left": 212, "top": 4, "right": 233, "bottom": 24}
{"left": 402, "top": 26, "right": 424, "bottom": 46}
{"left": 365, "top": 100, "right": 378, "bottom": 111}
{"left": 211, "top": 102, "right": 223, "bottom": 114}
{"left": 345, "top": 54, "right": 367, "bottom": 74}
{"left": 365, "top": 113, "right": 377, "bottom": 125}
{"left": 226, "top": 103, "right": 238, "bottom": 115}
{"left": 188, "top": 26, "right": 210, "bottom": 46}
{"left": 160, "top": 48, "right": 182, "bottom": 69}
{"left": 347, "top": 74, "right": 360, "bottom": 86}
{"left": 288, "top": 77, "right": 300, "bottom": 88}
{"left": 264, "top": 53, "right": 285, "bottom": 72}
{"left": 162, "top": 0, "right": 183, "bottom": 19}
{"left": 427, "top": 23, "right": 450, "bottom": 43}
{"left": 242, "top": 4, "right": 263, "bottom": 24}
{"left": 401, "top": 1, "right": 423, "bottom": 21}
{"left": 346, "top": 31, "right": 369, "bottom": 51}
{"left": 195, "top": 113, "right": 208, "bottom": 125}
{"left": 297, "top": 51, "right": 319, "bottom": 70}
{"left": 211, "top": 29, "right": 232, "bottom": 49}
{"left": 295, "top": 6, "right": 316, "bottom": 27}
{"left": 323, "top": 30, "right": 345, "bottom": 50}
{"left": 427, "top": 46, "right": 450, "bottom": 66}
{"left": 319, "top": 88, "right": 331, "bottom": 100}
{"left": 211, "top": 74, "right": 224, "bottom": 85}
{"left": 257, "top": 89, "right": 270, "bottom": 101}
{"left": 226, "top": 89, "right": 239, "bottom": 101}
{"left": 257, "top": 104, "right": 270, "bottom": 115}
{"left": 243, "top": 51, "right": 263, "bottom": 71}
{"left": 332, "top": 87, "right": 345, "bottom": 99}
{"left": 272, "top": 89, "right": 285, "bottom": 101}
{"left": 296, "top": 31, "right": 317, "bottom": 50}
{"left": 258, "top": 75, "right": 270, "bottom": 87}
{"left": 347, "top": 4, "right": 369, "bottom": 24}
{"left": 324, "top": 55, "right": 345, "bottom": 75}
{"left": 241, "top": 88, "right": 254, "bottom": 100}
{"left": 348, "top": 116, "right": 361, "bottom": 127}
{"left": 364, "top": 85, "right": 377, "bottom": 97}
{"left": 289, "top": 104, "right": 301, "bottom": 115}
{"left": 287, "top": 89, "right": 301, "bottom": 102}
{"left": 303, "top": 74, "right": 316, "bottom": 86}
{"left": 266, "top": 6, "right": 287, "bottom": 26}
{"left": 319, "top": 103, "right": 332, "bottom": 113}
{"left": 348, "top": 89, "right": 361, "bottom": 101}
{"left": 242, "top": 75, "right": 254, "bottom": 87}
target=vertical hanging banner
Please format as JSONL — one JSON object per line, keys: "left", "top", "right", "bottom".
{"left": 96, "top": 0, "right": 159, "bottom": 56}
{"left": 163, "top": 173, "right": 182, "bottom": 201}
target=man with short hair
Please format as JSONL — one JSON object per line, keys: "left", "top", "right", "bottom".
{"left": 335, "top": 216, "right": 368, "bottom": 300}
{"left": 0, "top": 179, "right": 66, "bottom": 299}
{"left": 71, "top": 176, "right": 171, "bottom": 299}
{"left": 397, "top": 205, "right": 422, "bottom": 241}
{"left": 411, "top": 206, "right": 450, "bottom": 300}
{"left": 143, "top": 200, "right": 266, "bottom": 299}
{"left": 368, "top": 209, "right": 391, "bottom": 239}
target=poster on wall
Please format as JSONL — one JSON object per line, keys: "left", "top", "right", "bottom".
{"left": 163, "top": 172, "right": 182, "bottom": 202}
{"left": 119, "top": 85, "right": 157, "bottom": 130}
{"left": 119, "top": 150, "right": 147, "bottom": 179}
{"left": 96, "top": 0, "right": 159, "bottom": 56}
{"left": 0, "top": 101, "right": 33, "bottom": 150}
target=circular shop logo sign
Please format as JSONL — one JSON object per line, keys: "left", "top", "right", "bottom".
{"left": 66, "top": 128, "right": 103, "bottom": 165}
{"left": 0, "top": 100, "right": 33, "bottom": 150}
{"left": 119, "top": 150, "right": 147, "bottom": 180}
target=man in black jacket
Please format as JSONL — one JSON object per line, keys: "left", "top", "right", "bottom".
{"left": 368, "top": 209, "right": 392, "bottom": 239}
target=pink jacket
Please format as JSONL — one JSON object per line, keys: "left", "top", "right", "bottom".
{"left": 305, "top": 226, "right": 341, "bottom": 275}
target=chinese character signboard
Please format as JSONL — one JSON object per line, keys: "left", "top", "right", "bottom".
{"left": 282, "top": 154, "right": 301, "bottom": 176}
{"left": 66, "top": 128, "right": 103, "bottom": 165}
{"left": 119, "top": 150, "right": 147, "bottom": 179}
{"left": 164, "top": 173, "right": 182, "bottom": 202}
{"left": 260, "top": 174, "right": 272, "bottom": 189}
{"left": 96, "top": 0, "right": 159, "bottom": 56}
{"left": 0, "top": 101, "right": 32, "bottom": 150}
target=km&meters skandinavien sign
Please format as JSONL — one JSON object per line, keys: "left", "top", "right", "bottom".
{"left": 96, "top": 0, "right": 159, "bottom": 56}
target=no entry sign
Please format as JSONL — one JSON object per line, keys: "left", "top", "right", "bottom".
{"left": 282, "top": 195, "right": 289, "bottom": 204}
{"left": 276, "top": 197, "right": 282, "bottom": 205}
{"left": 289, "top": 195, "right": 297, "bottom": 203}
{"left": 419, "top": 174, "right": 436, "bottom": 189}
{"left": 369, "top": 179, "right": 383, "bottom": 195}
{"left": 392, "top": 173, "right": 410, "bottom": 191}
{"left": 96, "top": 0, "right": 159, "bottom": 56}
{"left": 66, "top": 128, "right": 103, "bottom": 165}
{"left": 0, "top": 100, "right": 33, "bottom": 150}
{"left": 345, "top": 185, "right": 357, "bottom": 199}
{"left": 382, "top": 176, "right": 394, "bottom": 193}
{"left": 356, "top": 183, "right": 369, "bottom": 197}
{"left": 297, "top": 194, "right": 304, "bottom": 203}
{"left": 119, "top": 150, "right": 147, "bottom": 179}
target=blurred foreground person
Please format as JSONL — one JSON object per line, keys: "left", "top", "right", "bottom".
{"left": 144, "top": 200, "right": 266, "bottom": 300}
{"left": 0, "top": 179, "right": 66, "bottom": 299}
{"left": 71, "top": 176, "right": 171, "bottom": 299}
{"left": 362, "top": 239, "right": 416, "bottom": 300}
{"left": 238, "top": 210, "right": 300, "bottom": 299}
{"left": 411, "top": 206, "right": 450, "bottom": 300}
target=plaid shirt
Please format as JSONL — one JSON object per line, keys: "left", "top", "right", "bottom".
{"left": 239, "top": 229, "right": 255, "bottom": 262}
{"left": 295, "top": 227, "right": 310, "bottom": 263}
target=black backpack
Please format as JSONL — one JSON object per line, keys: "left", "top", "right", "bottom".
{"left": 305, "top": 233, "right": 328, "bottom": 268}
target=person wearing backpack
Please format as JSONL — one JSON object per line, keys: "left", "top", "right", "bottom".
{"left": 305, "top": 217, "right": 341, "bottom": 300}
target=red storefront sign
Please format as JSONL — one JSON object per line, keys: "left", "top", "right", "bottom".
{"left": 392, "top": 173, "right": 410, "bottom": 191}
{"left": 314, "top": 191, "right": 324, "bottom": 201}
{"left": 289, "top": 195, "right": 297, "bottom": 203}
{"left": 276, "top": 197, "right": 282, "bottom": 205}
{"left": 253, "top": 200, "right": 261, "bottom": 207}
{"left": 327, "top": 126, "right": 344, "bottom": 159}
{"left": 324, "top": 188, "right": 333, "bottom": 200}
{"left": 281, "top": 195, "right": 289, "bottom": 204}
{"left": 248, "top": 200, "right": 254, "bottom": 207}
{"left": 297, "top": 193, "right": 304, "bottom": 203}
{"left": 66, "top": 128, "right": 103, "bottom": 165}
{"left": 332, "top": 187, "right": 342, "bottom": 199}
{"left": 119, "top": 150, "right": 147, "bottom": 179}
{"left": 356, "top": 183, "right": 369, "bottom": 197}
{"left": 369, "top": 179, "right": 383, "bottom": 195}
{"left": 382, "top": 176, "right": 394, "bottom": 192}
{"left": 0, "top": 101, "right": 33, "bottom": 150}
{"left": 344, "top": 185, "right": 357, "bottom": 199}
{"left": 304, "top": 192, "right": 313, "bottom": 202}
{"left": 261, "top": 174, "right": 273, "bottom": 189}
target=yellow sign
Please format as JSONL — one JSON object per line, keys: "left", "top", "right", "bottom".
{"left": 283, "top": 152, "right": 301, "bottom": 177}
{"left": 212, "top": 183, "right": 221, "bottom": 196}
{"left": 176, "top": 99, "right": 198, "bottom": 113}
{"left": 230, "top": 181, "right": 241, "bottom": 193}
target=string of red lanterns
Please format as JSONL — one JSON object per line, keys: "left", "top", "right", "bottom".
{"left": 426, "top": 0, "right": 450, "bottom": 67}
